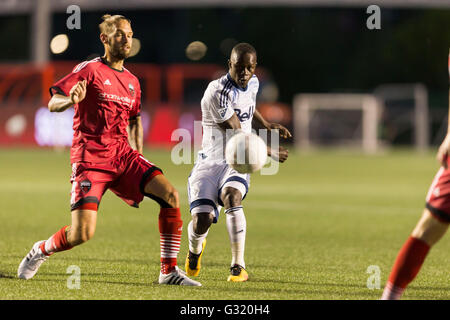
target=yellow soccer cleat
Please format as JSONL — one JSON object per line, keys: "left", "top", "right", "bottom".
{"left": 185, "top": 239, "right": 206, "bottom": 277}
{"left": 227, "top": 264, "right": 249, "bottom": 282}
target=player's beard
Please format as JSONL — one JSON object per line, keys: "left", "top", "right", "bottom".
{"left": 108, "top": 39, "right": 131, "bottom": 61}
{"left": 110, "top": 46, "right": 130, "bottom": 61}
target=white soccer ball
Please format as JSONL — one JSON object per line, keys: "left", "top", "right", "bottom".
{"left": 225, "top": 132, "right": 268, "bottom": 174}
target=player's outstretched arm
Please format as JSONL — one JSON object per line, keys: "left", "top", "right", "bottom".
{"left": 253, "top": 109, "right": 292, "bottom": 139}
{"left": 48, "top": 80, "right": 86, "bottom": 112}
{"left": 253, "top": 109, "right": 290, "bottom": 163}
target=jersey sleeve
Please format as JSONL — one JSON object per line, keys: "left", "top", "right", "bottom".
{"left": 49, "top": 61, "right": 93, "bottom": 97}
{"left": 207, "top": 82, "right": 235, "bottom": 123}
{"left": 129, "top": 80, "right": 141, "bottom": 120}
{"left": 253, "top": 75, "right": 260, "bottom": 93}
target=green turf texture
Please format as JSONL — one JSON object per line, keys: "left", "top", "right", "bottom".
{"left": 1, "top": 148, "right": 450, "bottom": 300}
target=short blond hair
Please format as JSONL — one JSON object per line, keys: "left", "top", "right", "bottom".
{"left": 99, "top": 14, "right": 131, "bottom": 36}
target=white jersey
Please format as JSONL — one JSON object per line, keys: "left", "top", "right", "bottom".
{"left": 199, "top": 73, "right": 259, "bottom": 162}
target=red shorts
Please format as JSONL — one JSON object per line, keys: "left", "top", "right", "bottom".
{"left": 426, "top": 165, "right": 450, "bottom": 223}
{"left": 70, "top": 150, "right": 163, "bottom": 211}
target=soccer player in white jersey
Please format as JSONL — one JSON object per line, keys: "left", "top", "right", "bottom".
{"left": 185, "top": 43, "right": 291, "bottom": 281}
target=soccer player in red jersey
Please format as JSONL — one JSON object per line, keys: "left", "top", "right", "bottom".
{"left": 381, "top": 52, "right": 450, "bottom": 299}
{"left": 17, "top": 14, "right": 200, "bottom": 286}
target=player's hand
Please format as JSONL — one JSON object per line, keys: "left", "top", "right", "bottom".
{"left": 437, "top": 134, "right": 450, "bottom": 168}
{"left": 270, "top": 123, "right": 292, "bottom": 139}
{"left": 69, "top": 80, "right": 87, "bottom": 105}
{"left": 268, "top": 146, "right": 289, "bottom": 163}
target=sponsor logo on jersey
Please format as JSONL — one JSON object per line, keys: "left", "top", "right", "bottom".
{"left": 104, "top": 79, "right": 112, "bottom": 86}
{"left": 234, "top": 105, "right": 255, "bottom": 122}
{"left": 98, "top": 92, "right": 134, "bottom": 108}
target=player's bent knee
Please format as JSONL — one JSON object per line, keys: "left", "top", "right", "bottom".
{"left": 193, "top": 212, "right": 214, "bottom": 234}
{"left": 221, "top": 188, "right": 242, "bottom": 208}
{"left": 143, "top": 175, "right": 179, "bottom": 208}
{"left": 156, "top": 187, "right": 179, "bottom": 208}
{"left": 166, "top": 188, "right": 179, "bottom": 208}
{"left": 411, "top": 209, "right": 449, "bottom": 246}
{"left": 145, "top": 185, "right": 179, "bottom": 208}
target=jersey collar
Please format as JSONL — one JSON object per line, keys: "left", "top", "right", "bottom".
{"left": 226, "top": 73, "right": 248, "bottom": 92}
{"left": 100, "top": 57, "right": 124, "bottom": 73}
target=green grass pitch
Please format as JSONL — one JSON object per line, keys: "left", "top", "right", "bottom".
{"left": 1, "top": 147, "right": 450, "bottom": 300}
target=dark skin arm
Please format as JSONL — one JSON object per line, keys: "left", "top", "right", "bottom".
{"left": 252, "top": 109, "right": 291, "bottom": 163}
{"left": 127, "top": 115, "right": 143, "bottom": 154}
{"left": 253, "top": 109, "right": 292, "bottom": 139}
{"left": 218, "top": 113, "right": 242, "bottom": 131}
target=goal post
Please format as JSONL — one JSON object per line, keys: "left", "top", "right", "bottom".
{"left": 293, "top": 94, "right": 382, "bottom": 153}
{"left": 373, "top": 83, "right": 429, "bottom": 151}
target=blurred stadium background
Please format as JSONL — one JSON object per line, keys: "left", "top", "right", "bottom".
{"left": 2, "top": 0, "right": 450, "bottom": 301}
{"left": 1, "top": 0, "right": 449, "bottom": 152}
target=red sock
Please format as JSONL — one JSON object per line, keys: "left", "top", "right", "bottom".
{"left": 159, "top": 208, "right": 183, "bottom": 274}
{"left": 382, "top": 236, "right": 430, "bottom": 299}
{"left": 40, "top": 225, "right": 73, "bottom": 256}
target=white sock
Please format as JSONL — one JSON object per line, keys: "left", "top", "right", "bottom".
{"left": 381, "top": 282, "right": 404, "bottom": 300}
{"left": 188, "top": 220, "right": 209, "bottom": 255}
{"left": 225, "top": 206, "right": 246, "bottom": 268}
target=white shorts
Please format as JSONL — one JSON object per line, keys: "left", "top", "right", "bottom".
{"left": 187, "top": 159, "right": 250, "bottom": 223}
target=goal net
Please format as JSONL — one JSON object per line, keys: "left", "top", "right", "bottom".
{"left": 293, "top": 94, "right": 382, "bottom": 153}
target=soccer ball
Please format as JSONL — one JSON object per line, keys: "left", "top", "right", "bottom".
{"left": 225, "top": 132, "right": 268, "bottom": 174}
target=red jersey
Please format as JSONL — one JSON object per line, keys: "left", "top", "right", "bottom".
{"left": 50, "top": 57, "right": 141, "bottom": 164}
